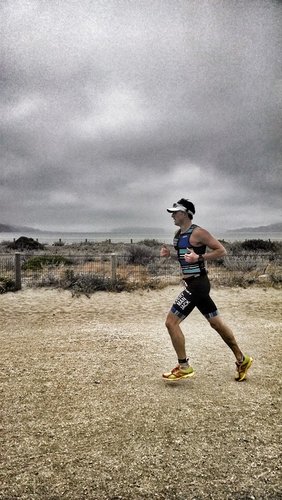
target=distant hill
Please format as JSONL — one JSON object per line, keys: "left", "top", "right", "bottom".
{"left": 0, "top": 224, "right": 13, "bottom": 232}
{"left": 2, "top": 222, "right": 281, "bottom": 235}
{"left": 0, "top": 223, "right": 41, "bottom": 233}
{"left": 227, "top": 222, "right": 282, "bottom": 234}
{"left": 0, "top": 223, "right": 168, "bottom": 235}
{"left": 111, "top": 226, "right": 167, "bottom": 235}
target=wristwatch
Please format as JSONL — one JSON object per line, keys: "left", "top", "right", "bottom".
{"left": 198, "top": 255, "right": 204, "bottom": 264}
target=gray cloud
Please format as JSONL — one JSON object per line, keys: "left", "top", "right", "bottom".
{"left": 1, "top": 0, "right": 281, "bottom": 233}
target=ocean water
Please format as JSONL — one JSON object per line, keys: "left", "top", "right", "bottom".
{"left": 0, "top": 231, "right": 173, "bottom": 245}
{"left": 0, "top": 230, "right": 282, "bottom": 245}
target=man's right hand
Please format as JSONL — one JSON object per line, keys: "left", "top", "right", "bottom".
{"left": 160, "top": 245, "right": 170, "bottom": 257}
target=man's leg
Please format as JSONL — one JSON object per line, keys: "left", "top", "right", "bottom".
{"left": 208, "top": 315, "right": 243, "bottom": 363}
{"left": 165, "top": 311, "right": 187, "bottom": 360}
{"left": 162, "top": 311, "right": 194, "bottom": 380}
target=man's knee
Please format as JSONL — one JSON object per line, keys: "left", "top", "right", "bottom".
{"left": 208, "top": 315, "right": 222, "bottom": 330}
{"left": 165, "top": 312, "right": 181, "bottom": 330}
{"left": 165, "top": 313, "right": 173, "bottom": 330}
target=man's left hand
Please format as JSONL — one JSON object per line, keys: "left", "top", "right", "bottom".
{"left": 184, "top": 250, "right": 200, "bottom": 264}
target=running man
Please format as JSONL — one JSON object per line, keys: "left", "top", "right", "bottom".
{"left": 161, "top": 198, "right": 252, "bottom": 382}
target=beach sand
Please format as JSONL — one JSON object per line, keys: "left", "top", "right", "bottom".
{"left": 1, "top": 286, "right": 281, "bottom": 499}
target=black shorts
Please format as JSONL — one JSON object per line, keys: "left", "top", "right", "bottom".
{"left": 170, "top": 275, "right": 219, "bottom": 321}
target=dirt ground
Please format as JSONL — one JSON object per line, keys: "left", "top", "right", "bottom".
{"left": 1, "top": 285, "right": 281, "bottom": 500}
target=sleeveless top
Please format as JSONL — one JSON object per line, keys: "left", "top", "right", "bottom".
{"left": 173, "top": 224, "right": 206, "bottom": 277}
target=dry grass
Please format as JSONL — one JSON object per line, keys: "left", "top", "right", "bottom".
{"left": 1, "top": 286, "right": 281, "bottom": 499}
{"left": 1, "top": 245, "right": 282, "bottom": 294}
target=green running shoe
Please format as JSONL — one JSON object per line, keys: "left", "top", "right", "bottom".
{"left": 162, "top": 364, "right": 195, "bottom": 382}
{"left": 235, "top": 354, "right": 253, "bottom": 382}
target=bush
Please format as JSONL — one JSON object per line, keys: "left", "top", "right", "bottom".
{"left": 35, "top": 273, "right": 61, "bottom": 288}
{"left": 22, "top": 255, "right": 72, "bottom": 270}
{"left": 223, "top": 256, "right": 259, "bottom": 272}
{"left": 62, "top": 270, "right": 131, "bottom": 296}
{"left": 126, "top": 244, "right": 155, "bottom": 265}
{"left": 241, "top": 239, "right": 279, "bottom": 252}
{"left": 137, "top": 239, "right": 161, "bottom": 248}
{"left": 0, "top": 277, "right": 16, "bottom": 293}
{"left": 7, "top": 236, "right": 45, "bottom": 251}
{"left": 267, "top": 272, "right": 282, "bottom": 286}
{"left": 52, "top": 240, "right": 65, "bottom": 247}
{"left": 211, "top": 272, "right": 254, "bottom": 288}
{"left": 229, "top": 239, "right": 280, "bottom": 254}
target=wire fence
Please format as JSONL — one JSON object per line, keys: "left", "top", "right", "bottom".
{"left": 0, "top": 252, "right": 281, "bottom": 292}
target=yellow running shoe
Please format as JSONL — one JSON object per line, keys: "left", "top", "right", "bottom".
{"left": 235, "top": 354, "right": 253, "bottom": 382}
{"left": 162, "top": 364, "right": 195, "bottom": 381}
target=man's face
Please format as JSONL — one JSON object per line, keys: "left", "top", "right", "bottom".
{"left": 171, "top": 210, "right": 186, "bottom": 226}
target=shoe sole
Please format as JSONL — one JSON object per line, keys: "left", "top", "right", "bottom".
{"left": 162, "top": 372, "right": 195, "bottom": 382}
{"left": 235, "top": 357, "right": 253, "bottom": 382}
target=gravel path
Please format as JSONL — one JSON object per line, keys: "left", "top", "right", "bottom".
{"left": 1, "top": 286, "right": 281, "bottom": 499}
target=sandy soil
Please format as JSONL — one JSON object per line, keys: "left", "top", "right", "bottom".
{"left": 1, "top": 285, "right": 281, "bottom": 500}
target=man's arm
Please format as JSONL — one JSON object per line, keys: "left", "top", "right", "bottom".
{"left": 185, "top": 227, "right": 227, "bottom": 263}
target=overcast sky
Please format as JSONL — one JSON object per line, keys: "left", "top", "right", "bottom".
{"left": 1, "top": 0, "right": 281, "bottom": 233}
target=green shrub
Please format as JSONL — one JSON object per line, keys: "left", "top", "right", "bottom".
{"left": 22, "top": 255, "right": 72, "bottom": 270}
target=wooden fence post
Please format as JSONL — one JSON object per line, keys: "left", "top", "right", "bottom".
{"left": 15, "top": 252, "right": 22, "bottom": 290}
{"left": 111, "top": 253, "right": 117, "bottom": 281}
